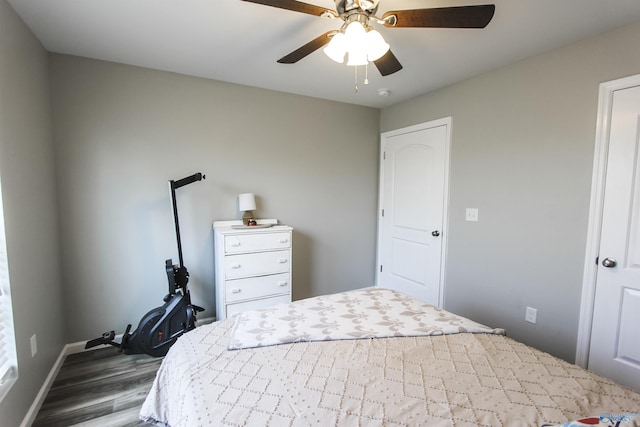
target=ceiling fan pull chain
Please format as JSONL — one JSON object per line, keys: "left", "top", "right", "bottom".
{"left": 354, "top": 65, "right": 359, "bottom": 93}
{"left": 364, "top": 63, "right": 369, "bottom": 85}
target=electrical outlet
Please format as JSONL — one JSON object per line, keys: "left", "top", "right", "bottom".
{"left": 466, "top": 208, "right": 479, "bottom": 222}
{"left": 525, "top": 306, "right": 537, "bottom": 324}
{"left": 30, "top": 334, "right": 37, "bottom": 357}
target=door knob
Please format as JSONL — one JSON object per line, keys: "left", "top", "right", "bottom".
{"left": 431, "top": 230, "right": 440, "bottom": 237}
{"left": 602, "top": 257, "right": 617, "bottom": 268}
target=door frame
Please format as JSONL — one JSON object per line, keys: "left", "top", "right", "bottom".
{"left": 576, "top": 74, "right": 640, "bottom": 368}
{"left": 375, "top": 117, "right": 452, "bottom": 308}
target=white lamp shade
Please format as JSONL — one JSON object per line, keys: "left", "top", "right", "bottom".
{"left": 366, "top": 29, "right": 390, "bottom": 61}
{"left": 345, "top": 21, "right": 367, "bottom": 66}
{"left": 323, "top": 33, "right": 347, "bottom": 63}
{"left": 346, "top": 49, "right": 368, "bottom": 66}
{"left": 238, "top": 193, "right": 256, "bottom": 211}
{"left": 345, "top": 21, "right": 366, "bottom": 42}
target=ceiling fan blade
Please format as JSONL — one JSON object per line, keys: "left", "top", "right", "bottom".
{"left": 241, "top": 0, "right": 329, "bottom": 17}
{"left": 277, "top": 31, "right": 334, "bottom": 64}
{"left": 382, "top": 5, "right": 495, "bottom": 29}
{"left": 374, "top": 50, "right": 403, "bottom": 76}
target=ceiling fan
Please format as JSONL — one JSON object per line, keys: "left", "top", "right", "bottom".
{"left": 241, "top": 0, "right": 496, "bottom": 77}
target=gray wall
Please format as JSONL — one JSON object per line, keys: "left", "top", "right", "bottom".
{"left": 4, "top": 3, "right": 640, "bottom": 421}
{"left": 381, "top": 20, "right": 640, "bottom": 362}
{"left": 49, "top": 54, "right": 380, "bottom": 342}
{"left": 0, "top": 0, "right": 65, "bottom": 425}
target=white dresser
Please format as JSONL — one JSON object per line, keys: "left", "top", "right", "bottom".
{"left": 213, "top": 220, "right": 292, "bottom": 320}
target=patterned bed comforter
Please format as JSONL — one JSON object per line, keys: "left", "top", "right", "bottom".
{"left": 140, "top": 288, "right": 640, "bottom": 427}
{"left": 228, "top": 287, "right": 504, "bottom": 349}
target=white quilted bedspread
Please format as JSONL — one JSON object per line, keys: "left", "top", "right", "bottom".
{"left": 229, "top": 287, "right": 504, "bottom": 349}
{"left": 140, "top": 289, "right": 640, "bottom": 427}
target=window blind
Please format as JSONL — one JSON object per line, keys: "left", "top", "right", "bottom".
{"left": 0, "top": 185, "right": 17, "bottom": 402}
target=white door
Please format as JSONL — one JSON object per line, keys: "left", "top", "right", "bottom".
{"left": 588, "top": 84, "right": 640, "bottom": 392}
{"left": 376, "top": 119, "right": 450, "bottom": 307}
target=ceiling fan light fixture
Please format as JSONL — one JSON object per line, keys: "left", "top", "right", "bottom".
{"left": 327, "top": 20, "right": 388, "bottom": 67}
{"left": 324, "top": 32, "right": 347, "bottom": 63}
{"left": 344, "top": 20, "right": 367, "bottom": 56}
{"left": 345, "top": 19, "right": 366, "bottom": 35}
{"left": 346, "top": 48, "right": 368, "bottom": 66}
{"left": 365, "top": 28, "right": 389, "bottom": 61}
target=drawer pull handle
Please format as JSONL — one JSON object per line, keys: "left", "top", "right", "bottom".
{"left": 279, "top": 238, "right": 289, "bottom": 243}
{"left": 231, "top": 241, "right": 241, "bottom": 247}
{"left": 231, "top": 288, "right": 242, "bottom": 294}
{"left": 278, "top": 258, "right": 288, "bottom": 264}
{"left": 231, "top": 264, "right": 241, "bottom": 269}
{"left": 278, "top": 281, "right": 288, "bottom": 287}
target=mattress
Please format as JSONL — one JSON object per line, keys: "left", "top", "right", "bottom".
{"left": 140, "top": 289, "right": 640, "bottom": 426}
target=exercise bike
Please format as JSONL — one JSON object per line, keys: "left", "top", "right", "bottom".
{"left": 85, "top": 172, "right": 205, "bottom": 357}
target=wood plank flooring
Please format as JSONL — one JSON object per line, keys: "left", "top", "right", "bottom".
{"left": 32, "top": 347, "right": 163, "bottom": 427}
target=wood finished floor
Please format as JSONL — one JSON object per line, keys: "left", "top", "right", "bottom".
{"left": 32, "top": 347, "right": 162, "bottom": 427}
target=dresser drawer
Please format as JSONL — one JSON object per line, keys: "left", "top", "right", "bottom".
{"left": 224, "top": 250, "right": 290, "bottom": 279}
{"left": 225, "top": 273, "right": 291, "bottom": 303}
{"left": 225, "top": 294, "right": 291, "bottom": 318}
{"left": 224, "top": 232, "right": 291, "bottom": 254}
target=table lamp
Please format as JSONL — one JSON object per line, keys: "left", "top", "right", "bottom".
{"left": 238, "top": 193, "right": 256, "bottom": 225}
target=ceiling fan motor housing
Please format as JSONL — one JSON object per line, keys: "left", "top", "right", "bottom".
{"left": 336, "top": 0, "right": 379, "bottom": 15}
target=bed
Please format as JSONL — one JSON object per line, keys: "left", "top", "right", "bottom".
{"left": 140, "top": 288, "right": 640, "bottom": 426}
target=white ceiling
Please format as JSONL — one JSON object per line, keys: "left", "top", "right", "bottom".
{"left": 8, "top": 0, "right": 640, "bottom": 108}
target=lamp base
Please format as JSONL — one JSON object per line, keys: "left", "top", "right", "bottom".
{"left": 242, "top": 211, "right": 254, "bottom": 226}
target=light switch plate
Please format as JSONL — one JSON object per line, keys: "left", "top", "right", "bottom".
{"left": 525, "top": 306, "right": 537, "bottom": 324}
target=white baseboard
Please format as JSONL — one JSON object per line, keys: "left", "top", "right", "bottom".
{"left": 66, "top": 333, "right": 125, "bottom": 355}
{"left": 20, "top": 343, "right": 73, "bottom": 427}
{"left": 19, "top": 317, "right": 217, "bottom": 426}
{"left": 62, "top": 314, "right": 215, "bottom": 355}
